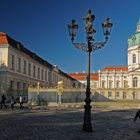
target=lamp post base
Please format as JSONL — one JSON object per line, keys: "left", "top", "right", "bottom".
{"left": 83, "top": 124, "right": 93, "bottom": 132}
{"left": 82, "top": 104, "right": 93, "bottom": 132}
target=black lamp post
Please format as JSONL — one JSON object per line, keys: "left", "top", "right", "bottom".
{"left": 68, "top": 10, "right": 113, "bottom": 132}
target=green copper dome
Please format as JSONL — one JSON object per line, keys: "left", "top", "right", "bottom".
{"left": 128, "top": 18, "right": 140, "bottom": 47}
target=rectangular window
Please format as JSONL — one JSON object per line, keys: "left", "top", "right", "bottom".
{"left": 116, "top": 92, "right": 119, "bottom": 98}
{"left": 94, "top": 82, "right": 97, "bottom": 88}
{"left": 45, "top": 70, "right": 47, "bottom": 81}
{"left": 10, "top": 55, "right": 15, "bottom": 70}
{"left": 133, "top": 54, "right": 136, "bottom": 63}
{"left": 52, "top": 73, "right": 54, "bottom": 82}
{"left": 47, "top": 71, "right": 50, "bottom": 82}
{"left": 102, "top": 81, "right": 105, "bottom": 88}
{"left": 109, "top": 81, "right": 112, "bottom": 88}
{"left": 56, "top": 75, "right": 58, "bottom": 83}
{"left": 28, "top": 63, "right": 31, "bottom": 76}
{"left": 123, "top": 92, "right": 126, "bottom": 99}
{"left": 54, "top": 74, "right": 56, "bottom": 83}
{"left": 73, "top": 83, "right": 76, "bottom": 88}
{"left": 17, "top": 82, "right": 20, "bottom": 89}
{"left": 33, "top": 65, "right": 36, "bottom": 78}
{"left": 133, "top": 77, "right": 138, "bottom": 87}
{"left": 42, "top": 69, "right": 44, "bottom": 80}
{"left": 53, "top": 73, "right": 55, "bottom": 83}
{"left": 23, "top": 60, "right": 26, "bottom": 74}
{"left": 108, "top": 92, "right": 112, "bottom": 97}
{"left": 116, "top": 81, "right": 120, "bottom": 89}
{"left": 124, "top": 80, "right": 128, "bottom": 88}
{"left": 17, "top": 58, "right": 21, "bottom": 72}
{"left": 38, "top": 67, "right": 40, "bottom": 79}
{"left": 10, "top": 81, "right": 14, "bottom": 89}
{"left": 12, "top": 55, "right": 15, "bottom": 70}
{"left": 23, "top": 83, "right": 26, "bottom": 89}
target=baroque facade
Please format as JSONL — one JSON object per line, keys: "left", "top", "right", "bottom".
{"left": 0, "top": 32, "right": 82, "bottom": 98}
{"left": 69, "top": 19, "right": 140, "bottom": 100}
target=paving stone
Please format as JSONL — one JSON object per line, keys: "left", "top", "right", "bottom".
{"left": 0, "top": 107, "right": 140, "bottom": 140}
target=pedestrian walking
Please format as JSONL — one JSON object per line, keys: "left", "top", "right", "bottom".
{"left": 11, "top": 96, "right": 15, "bottom": 110}
{"left": 0, "top": 94, "right": 7, "bottom": 109}
{"left": 133, "top": 109, "right": 140, "bottom": 133}
{"left": 19, "top": 95, "right": 23, "bottom": 109}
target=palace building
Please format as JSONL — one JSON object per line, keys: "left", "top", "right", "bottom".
{"left": 1, "top": 19, "right": 140, "bottom": 101}
{"left": 69, "top": 19, "right": 140, "bottom": 100}
{"left": 0, "top": 32, "right": 81, "bottom": 99}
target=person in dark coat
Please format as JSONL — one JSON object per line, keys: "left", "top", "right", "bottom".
{"left": 0, "top": 94, "right": 7, "bottom": 109}
{"left": 134, "top": 109, "right": 140, "bottom": 121}
{"left": 133, "top": 109, "right": 140, "bottom": 133}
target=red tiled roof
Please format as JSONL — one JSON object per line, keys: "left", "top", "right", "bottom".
{"left": 0, "top": 32, "right": 8, "bottom": 44}
{"left": 68, "top": 73, "right": 99, "bottom": 81}
{"left": 103, "top": 67, "right": 128, "bottom": 71}
{"left": 0, "top": 32, "right": 53, "bottom": 68}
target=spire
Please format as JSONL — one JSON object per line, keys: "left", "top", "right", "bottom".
{"left": 136, "top": 17, "right": 140, "bottom": 32}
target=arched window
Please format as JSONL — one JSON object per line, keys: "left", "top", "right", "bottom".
{"left": 133, "top": 77, "right": 138, "bottom": 87}
{"left": 132, "top": 54, "right": 136, "bottom": 63}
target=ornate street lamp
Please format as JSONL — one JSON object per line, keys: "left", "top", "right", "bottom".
{"left": 68, "top": 10, "right": 113, "bottom": 132}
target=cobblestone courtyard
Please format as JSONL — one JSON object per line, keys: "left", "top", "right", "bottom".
{"left": 0, "top": 107, "right": 140, "bottom": 140}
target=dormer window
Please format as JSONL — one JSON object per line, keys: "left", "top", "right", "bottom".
{"left": 132, "top": 54, "right": 136, "bottom": 63}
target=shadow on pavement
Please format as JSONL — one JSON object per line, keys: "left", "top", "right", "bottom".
{"left": 0, "top": 108, "right": 140, "bottom": 140}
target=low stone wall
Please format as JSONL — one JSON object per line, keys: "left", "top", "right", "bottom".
{"left": 28, "top": 88, "right": 86, "bottom": 105}
{"left": 28, "top": 88, "right": 113, "bottom": 105}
